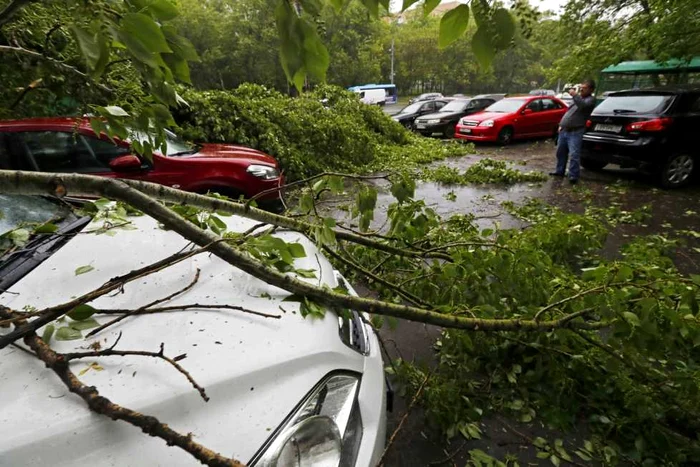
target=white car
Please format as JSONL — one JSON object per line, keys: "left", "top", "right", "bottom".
{"left": 0, "top": 195, "right": 387, "bottom": 466}
{"left": 354, "top": 88, "right": 387, "bottom": 106}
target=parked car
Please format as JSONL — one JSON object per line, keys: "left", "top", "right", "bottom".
{"left": 529, "top": 89, "right": 556, "bottom": 96}
{"left": 0, "top": 194, "right": 388, "bottom": 466}
{"left": 0, "top": 118, "right": 284, "bottom": 211}
{"left": 414, "top": 97, "right": 497, "bottom": 138}
{"left": 408, "top": 92, "right": 444, "bottom": 104}
{"left": 581, "top": 86, "right": 700, "bottom": 188}
{"left": 354, "top": 88, "right": 386, "bottom": 105}
{"left": 391, "top": 99, "right": 449, "bottom": 129}
{"left": 455, "top": 96, "right": 568, "bottom": 145}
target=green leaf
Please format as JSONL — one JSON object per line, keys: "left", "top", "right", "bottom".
{"left": 288, "top": 243, "right": 307, "bottom": 258}
{"left": 69, "top": 317, "right": 100, "bottom": 331}
{"left": 34, "top": 222, "right": 58, "bottom": 234}
{"left": 575, "top": 450, "right": 592, "bottom": 461}
{"left": 102, "top": 106, "right": 130, "bottom": 117}
{"left": 536, "top": 452, "right": 551, "bottom": 459}
{"left": 360, "top": 0, "right": 380, "bottom": 18}
{"left": 423, "top": 0, "right": 440, "bottom": 16}
{"left": 42, "top": 324, "right": 55, "bottom": 343}
{"left": 492, "top": 8, "right": 516, "bottom": 49}
{"left": 471, "top": 0, "right": 490, "bottom": 28}
{"left": 623, "top": 311, "right": 641, "bottom": 327}
{"left": 295, "top": 268, "right": 317, "bottom": 279}
{"left": 68, "top": 304, "right": 97, "bottom": 321}
{"left": 121, "top": 13, "right": 172, "bottom": 54}
{"left": 402, "top": 0, "right": 420, "bottom": 11}
{"left": 472, "top": 27, "right": 496, "bottom": 68}
{"left": 70, "top": 25, "right": 108, "bottom": 75}
{"left": 162, "top": 25, "right": 199, "bottom": 61}
{"left": 550, "top": 455, "right": 561, "bottom": 467}
{"left": 300, "top": 19, "right": 330, "bottom": 80}
{"left": 137, "top": 0, "right": 180, "bottom": 21}
{"left": 330, "top": 0, "right": 344, "bottom": 11}
{"left": 439, "top": 5, "right": 470, "bottom": 49}
{"left": 55, "top": 326, "right": 83, "bottom": 341}
{"left": 75, "top": 265, "right": 95, "bottom": 276}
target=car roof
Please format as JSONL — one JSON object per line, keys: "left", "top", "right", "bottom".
{"left": 0, "top": 117, "right": 90, "bottom": 131}
{"left": 609, "top": 85, "right": 700, "bottom": 96}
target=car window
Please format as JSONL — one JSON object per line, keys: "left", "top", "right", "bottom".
{"left": 526, "top": 100, "right": 543, "bottom": 112}
{"left": 19, "top": 131, "right": 113, "bottom": 173}
{"left": 466, "top": 100, "right": 478, "bottom": 109}
{"left": 0, "top": 133, "right": 10, "bottom": 169}
{"left": 422, "top": 102, "right": 435, "bottom": 112}
{"left": 541, "top": 99, "right": 559, "bottom": 111}
{"left": 84, "top": 136, "right": 130, "bottom": 165}
{"left": 434, "top": 101, "right": 446, "bottom": 110}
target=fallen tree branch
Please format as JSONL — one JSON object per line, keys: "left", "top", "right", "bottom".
{"left": 63, "top": 339, "right": 209, "bottom": 402}
{"left": 92, "top": 303, "right": 281, "bottom": 320}
{"left": 0, "top": 171, "right": 606, "bottom": 343}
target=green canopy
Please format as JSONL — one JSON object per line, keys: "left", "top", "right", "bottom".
{"left": 602, "top": 57, "right": 700, "bottom": 74}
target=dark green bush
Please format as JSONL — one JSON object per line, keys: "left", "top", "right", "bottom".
{"left": 173, "top": 84, "right": 471, "bottom": 180}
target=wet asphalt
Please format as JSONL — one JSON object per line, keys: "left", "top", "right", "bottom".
{"left": 339, "top": 116, "right": 700, "bottom": 465}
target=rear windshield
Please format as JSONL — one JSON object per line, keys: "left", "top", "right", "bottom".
{"left": 594, "top": 94, "right": 674, "bottom": 115}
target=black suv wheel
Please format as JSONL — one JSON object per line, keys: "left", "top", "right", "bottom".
{"left": 581, "top": 158, "right": 608, "bottom": 171}
{"left": 660, "top": 153, "right": 695, "bottom": 188}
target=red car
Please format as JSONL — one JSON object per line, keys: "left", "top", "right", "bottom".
{"left": 0, "top": 118, "right": 284, "bottom": 211}
{"left": 455, "top": 96, "right": 568, "bottom": 145}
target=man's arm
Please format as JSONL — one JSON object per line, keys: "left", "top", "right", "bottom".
{"left": 572, "top": 94, "right": 595, "bottom": 112}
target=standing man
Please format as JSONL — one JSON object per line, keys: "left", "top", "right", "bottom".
{"left": 550, "top": 79, "right": 596, "bottom": 184}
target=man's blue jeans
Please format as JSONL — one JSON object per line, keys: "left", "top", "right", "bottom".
{"left": 555, "top": 129, "right": 585, "bottom": 180}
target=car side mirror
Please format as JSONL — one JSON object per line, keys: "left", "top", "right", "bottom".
{"left": 109, "top": 154, "right": 142, "bottom": 172}
{"left": 521, "top": 108, "right": 534, "bottom": 115}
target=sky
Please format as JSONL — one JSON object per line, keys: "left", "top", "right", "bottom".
{"left": 390, "top": 0, "right": 568, "bottom": 15}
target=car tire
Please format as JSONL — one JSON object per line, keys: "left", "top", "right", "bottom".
{"left": 497, "top": 126, "right": 514, "bottom": 145}
{"left": 443, "top": 124, "right": 456, "bottom": 139}
{"left": 659, "top": 153, "right": 695, "bottom": 189}
{"left": 581, "top": 158, "right": 608, "bottom": 171}
{"left": 403, "top": 121, "right": 413, "bottom": 130}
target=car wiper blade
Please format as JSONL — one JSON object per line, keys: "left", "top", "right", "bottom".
{"left": 613, "top": 109, "right": 637, "bottom": 114}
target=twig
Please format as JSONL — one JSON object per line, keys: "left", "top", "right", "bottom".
{"left": 92, "top": 303, "right": 281, "bottom": 319}
{"left": 64, "top": 342, "right": 209, "bottom": 402}
{"left": 245, "top": 171, "right": 392, "bottom": 207}
{"left": 428, "top": 440, "right": 468, "bottom": 466}
{"left": 0, "top": 45, "right": 113, "bottom": 93}
{"left": 377, "top": 371, "right": 431, "bottom": 467}
{"left": 325, "top": 244, "right": 432, "bottom": 308}
{"left": 22, "top": 329, "right": 243, "bottom": 466}
{"left": 86, "top": 269, "right": 202, "bottom": 338}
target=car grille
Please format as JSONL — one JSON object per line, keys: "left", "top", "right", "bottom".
{"left": 461, "top": 121, "right": 479, "bottom": 126}
{"left": 416, "top": 119, "right": 426, "bottom": 124}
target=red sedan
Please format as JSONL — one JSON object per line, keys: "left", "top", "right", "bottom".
{"left": 0, "top": 118, "right": 284, "bottom": 211}
{"left": 455, "top": 96, "right": 568, "bottom": 145}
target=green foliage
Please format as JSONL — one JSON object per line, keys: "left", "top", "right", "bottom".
{"left": 422, "top": 159, "right": 547, "bottom": 185}
{"left": 173, "top": 85, "right": 471, "bottom": 180}
{"left": 331, "top": 189, "right": 700, "bottom": 464}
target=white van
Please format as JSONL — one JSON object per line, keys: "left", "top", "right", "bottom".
{"left": 355, "top": 88, "right": 387, "bottom": 106}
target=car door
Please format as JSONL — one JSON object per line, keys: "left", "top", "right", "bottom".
{"left": 516, "top": 99, "right": 543, "bottom": 136}
{"left": 673, "top": 92, "right": 700, "bottom": 155}
{"left": 539, "top": 99, "right": 564, "bottom": 135}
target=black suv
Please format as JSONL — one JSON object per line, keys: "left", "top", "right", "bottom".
{"left": 581, "top": 87, "right": 700, "bottom": 188}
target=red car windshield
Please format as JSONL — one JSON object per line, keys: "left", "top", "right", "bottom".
{"left": 130, "top": 129, "right": 198, "bottom": 157}
{"left": 485, "top": 99, "right": 528, "bottom": 113}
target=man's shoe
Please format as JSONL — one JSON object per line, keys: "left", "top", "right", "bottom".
{"left": 569, "top": 178, "right": 579, "bottom": 185}
{"left": 549, "top": 172, "right": 565, "bottom": 177}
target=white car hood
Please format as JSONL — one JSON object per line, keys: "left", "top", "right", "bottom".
{"left": 0, "top": 213, "right": 367, "bottom": 466}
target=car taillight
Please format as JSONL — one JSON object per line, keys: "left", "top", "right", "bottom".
{"left": 585, "top": 119, "right": 592, "bottom": 129}
{"left": 626, "top": 117, "right": 672, "bottom": 132}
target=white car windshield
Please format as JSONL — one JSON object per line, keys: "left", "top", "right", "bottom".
{"left": 129, "top": 129, "right": 198, "bottom": 157}
{"left": 486, "top": 99, "right": 528, "bottom": 113}
{"left": 0, "top": 195, "right": 71, "bottom": 236}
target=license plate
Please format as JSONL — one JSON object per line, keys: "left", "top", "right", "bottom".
{"left": 416, "top": 124, "right": 426, "bottom": 129}
{"left": 460, "top": 128, "right": 472, "bottom": 134}
{"left": 595, "top": 124, "right": 622, "bottom": 133}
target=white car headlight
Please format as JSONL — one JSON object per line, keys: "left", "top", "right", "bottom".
{"left": 252, "top": 374, "right": 362, "bottom": 467}
{"left": 247, "top": 164, "right": 280, "bottom": 180}
{"left": 427, "top": 119, "right": 441, "bottom": 124}
{"left": 479, "top": 120, "right": 495, "bottom": 127}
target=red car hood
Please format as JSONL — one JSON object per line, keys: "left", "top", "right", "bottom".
{"left": 184, "top": 143, "right": 277, "bottom": 166}
{"left": 463, "top": 111, "right": 511, "bottom": 122}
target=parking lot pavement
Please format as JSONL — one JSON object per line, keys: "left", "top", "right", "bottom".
{"left": 330, "top": 138, "right": 700, "bottom": 464}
